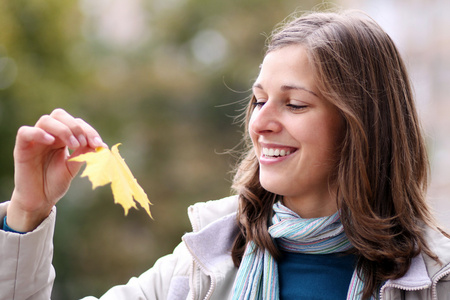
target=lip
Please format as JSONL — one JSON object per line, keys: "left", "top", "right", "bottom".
{"left": 258, "top": 143, "right": 298, "bottom": 165}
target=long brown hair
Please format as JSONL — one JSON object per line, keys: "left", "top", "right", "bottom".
{"left": 231, "top": 10, "right": 439, "bottom": 298}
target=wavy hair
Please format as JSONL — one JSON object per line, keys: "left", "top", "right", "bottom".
{"left": 231, "top": 10, "right": 439, "bottom": 298}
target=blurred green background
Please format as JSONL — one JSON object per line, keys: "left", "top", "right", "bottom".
{"left": 3, "top": 0, "right": 450, "bottom": 298}
{"left": 0, "top": 0, "right": 322, "bottom": 298}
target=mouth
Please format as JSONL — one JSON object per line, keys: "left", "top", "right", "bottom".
{"left": 262, "top": 147, "right": 297, "bottom": 158}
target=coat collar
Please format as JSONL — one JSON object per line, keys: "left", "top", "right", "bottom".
{"left": 380, "top": 227, "right": 450, "bottom": 296}
{"left": 182, "top": 211, "right": 238, "bottom": 274}
{"left": 182, "top": 196, "right": 450, "bottom": 295}
{"left": 381, "top": 254, "right": 432, "bottom": 293}
{"left": 182, "top": 195, "right": 239, "bottom": 274}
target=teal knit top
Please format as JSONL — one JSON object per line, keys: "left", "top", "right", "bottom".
{"left": 278, "top": 250, "right": 356, "bottom": 299}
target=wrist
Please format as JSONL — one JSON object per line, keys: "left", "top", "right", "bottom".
{"left": 6, "top": 200, "right": 52, "bottom": 232}
{"left": 2, "top": 216, "right": 26, "bottom": 234}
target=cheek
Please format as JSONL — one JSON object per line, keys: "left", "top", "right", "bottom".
{"left": 317, "top": 106, "right": 345, "bottom": 143}
{"left": 328, "top": 114, "right": 346, "bottom": 148}
{"left": 320, "top": 116, "right": 345, "bottom": 165}
{"left": 301, "top": 115, "right": 343, "bottom": 156}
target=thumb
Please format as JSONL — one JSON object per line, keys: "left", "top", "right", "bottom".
{"left": 66, "top": 146, "right": 94, "bottom": 178}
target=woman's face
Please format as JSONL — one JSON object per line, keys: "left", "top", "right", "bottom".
{"left": 249, "top": 45, "right": 344, "bottom": 218}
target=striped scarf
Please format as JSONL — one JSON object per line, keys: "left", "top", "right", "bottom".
{"left": 231, "top": 202, "right": 376, "bottom": 299}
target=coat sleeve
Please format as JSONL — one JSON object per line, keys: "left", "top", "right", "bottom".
{"left": 80, "top": 242, "right": 192, "bottom": 300}
{"left": 0, "top": 201, "right": 56, "bottom": 300}
{"left": 0, "top": 200, "right": 192, "bottom": 300}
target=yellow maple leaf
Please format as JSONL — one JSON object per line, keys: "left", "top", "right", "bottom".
{"left": 70, "top": 143, "right": 152, "bottom": 218}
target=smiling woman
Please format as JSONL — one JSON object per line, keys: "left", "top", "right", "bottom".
{"left": 249, "top": 45, "right": 344, "bottom": 219}
{"left": 231, "top": 10, "right": 450, "bottom": 300}
{"left": 1, "top": 9, "right": 450, "bottom": 300}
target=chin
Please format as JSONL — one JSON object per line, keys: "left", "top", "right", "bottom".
{"left": 259, "top": 177, "right": 288, "bottom": 197}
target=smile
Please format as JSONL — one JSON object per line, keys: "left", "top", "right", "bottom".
{"left": 262, "top": 147, "right": 296, "bottom": 158}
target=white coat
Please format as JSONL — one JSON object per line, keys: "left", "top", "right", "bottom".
{"left": 1, "top": 196, "right": 450, "bottom": 300}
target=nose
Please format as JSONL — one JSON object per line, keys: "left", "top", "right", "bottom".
{"left": 249, "top": 100, "right": 282, "bottom": 135}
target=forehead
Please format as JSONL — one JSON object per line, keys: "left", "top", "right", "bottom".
{"left": 254, "top": 45, "right": 318, "bottom": 94}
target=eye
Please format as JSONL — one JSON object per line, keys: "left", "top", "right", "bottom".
{"left": 251, "top": 100, "right": 266, "bottom": 108}
{"left": 286, "top": 103, "right": 308, "bottom": 111}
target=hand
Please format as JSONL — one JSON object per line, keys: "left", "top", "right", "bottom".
{"left": 6, "top": 108, "right": 108, "bottom": 232}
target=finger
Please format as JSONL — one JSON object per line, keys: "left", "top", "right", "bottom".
{"left": 73, "top": 117, "right": 108, "bottom": 149}
{"left": 35, "top": 114, "right": 81, "bottom": 150}
{"left": 17, "top": 126, "right": 55, "bottom": 144}
{"left": 14, "top": 126, "right": 55, "bottom": 161}
{"left": 49, "top": 108, "right": 88, "bottom": 147}
{"left": 50, "top": 109, "right": 107, "bottom": 149}
{"left": 15, "top": 126, "right": 56, "bottom": 150}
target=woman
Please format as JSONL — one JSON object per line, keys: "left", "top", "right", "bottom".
{"left": 1, "top": 10, "right": 450, "bottom": 300}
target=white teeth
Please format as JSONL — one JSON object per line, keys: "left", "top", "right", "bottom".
{"left": 262, "top": 148, "right": 292, "bottom": 157}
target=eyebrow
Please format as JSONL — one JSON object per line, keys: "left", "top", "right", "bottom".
{"left": 252, "top": 83, "right": 318, "bottom": 98}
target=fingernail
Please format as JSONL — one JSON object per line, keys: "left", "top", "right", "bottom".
{"left": 43, "top": 133, "right": 55, "bottom": 143}
{"left": 69, "top": 135, "right": 80, "bottom": 148}
{"left": 93, "top": 137, "right": 105, "bottom": 148}
{"left": 78, "top": 135, "right": 87, "bottom": 147}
